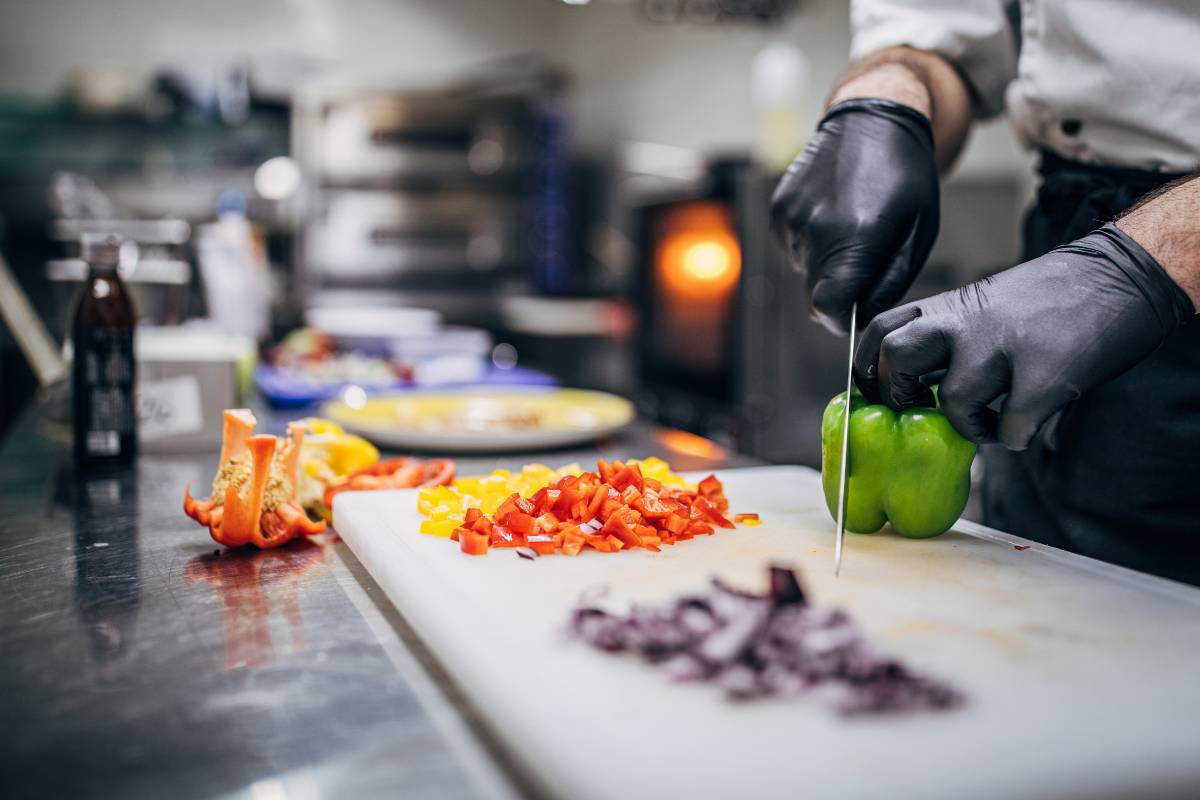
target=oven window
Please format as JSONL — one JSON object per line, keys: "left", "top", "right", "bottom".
{"left": 645, "top": 199, "right": 741, "bottom": 398}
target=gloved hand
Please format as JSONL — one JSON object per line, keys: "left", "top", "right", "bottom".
{"left": 853, "top": 223, "right": 1195, "bottom": 449}
{"left": 770, "top": 97, "right": 939, "bottom": 335}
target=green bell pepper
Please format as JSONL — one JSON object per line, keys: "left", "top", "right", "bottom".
{"left": 820, "top": 391, "right": 976, "bottom": 538}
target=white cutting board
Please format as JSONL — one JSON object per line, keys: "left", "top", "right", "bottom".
{"left": 334, "top": 466, "right": 1200, "bottom": 800}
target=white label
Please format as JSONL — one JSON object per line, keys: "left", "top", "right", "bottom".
{"left": 86, "top": 430, "right": 119, "bottom": 455}
{"left": 138, "top": 374, "right": 203, "bottom": 441}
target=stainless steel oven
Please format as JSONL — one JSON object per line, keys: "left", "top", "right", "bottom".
{"left": 293, "top": 68, "right": 571, "bottom": 323}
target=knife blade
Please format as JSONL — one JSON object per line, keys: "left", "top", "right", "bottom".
{"left": 834, "top": 302, "right": 857, "bottom": 576}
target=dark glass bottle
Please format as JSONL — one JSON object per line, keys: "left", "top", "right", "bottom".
{"left": 72, "top": 233, "right": 138, "bottom": 468}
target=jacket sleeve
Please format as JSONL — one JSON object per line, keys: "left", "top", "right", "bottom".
{"left": 850, "top": 0, "right": 1017, "bottom": 119}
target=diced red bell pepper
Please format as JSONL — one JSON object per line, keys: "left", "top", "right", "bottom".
{"left": 609, "top": 463, "right": 644, "bottom": 493}
{"left": 490, "top": 524, "right": 518, "bottom": 547}
{"left": 495, "top": 493, "right": 523, "bottom": 519}
{"left": 561, "top": 527, "right": 586, "bottom": 556}
{"left": 663, "top": 513, "right": 688, "bottom": 534}
{"left": 698, "top": 474, "right": 731, "bottom": 511}
{"left": 694, "top": 495, "right": 734, "bottom": 529}
{"left": 615, "top": 505, "right": 642, "bottom": 527}
{"left": 460, "top": 529, "right": 490, "bottom": 555}
{"left": 634, "top": 524, "right": 657, "bottom": 540}
{"left": 506, "top": 511, "right": 536, "bottom": 537}
{"left": 589, "top": 537, "right": 616, "bottom": 553}
{"left": 586, "top": 483, "right": 609, "bottom": 519}
{"left": 601, "top": 514, "right": 641, "bottom": 549}
{"left": 553, "top": 483, "right": 589, "bottom": 518}
{"left": 599, "top": 498, "right": 624, "bottom": 522}
{"left": 635, "top": 491, "right": 682, "bottom": 519}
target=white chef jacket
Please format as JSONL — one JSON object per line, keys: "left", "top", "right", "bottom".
{"left": 850, "top": 0, "right": 1200, "bottom": 173}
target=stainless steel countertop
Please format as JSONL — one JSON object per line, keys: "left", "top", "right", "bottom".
{"left": 0, "top": 399, "right": 758, "bottom": 799}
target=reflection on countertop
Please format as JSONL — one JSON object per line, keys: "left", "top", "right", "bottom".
{"left": 184, "top": 537, "right": 330, "bottom": 669}
{"left": 71, "top": 470, "right": 141, "bottom": 660}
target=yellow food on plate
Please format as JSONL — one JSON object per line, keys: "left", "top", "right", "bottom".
{"left": 417, "top": 457, "right": 692, "bottom": 538}
{"left": 295, "top": 417, "right": 380, "bottom": 518}
{"left": 319, "top": 389, "right": 637, "bottom": 453}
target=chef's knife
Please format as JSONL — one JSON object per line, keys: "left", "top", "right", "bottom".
{"left": 834, "top": 303, "right": 857, "bottom": 576}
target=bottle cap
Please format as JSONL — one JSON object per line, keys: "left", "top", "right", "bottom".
{"left": 81, "top": 233, "right": 124, "bottom": 267}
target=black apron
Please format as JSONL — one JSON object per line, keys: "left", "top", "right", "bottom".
{"left": 982, "top": 152, "right": 1200, "bottom": 586}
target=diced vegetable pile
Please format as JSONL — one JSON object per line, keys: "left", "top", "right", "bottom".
{"left": 420, "top": 458, "right": 744, "bottom": 557}
{"left": 572, "top": 566, "right": 963, "bottom": 714}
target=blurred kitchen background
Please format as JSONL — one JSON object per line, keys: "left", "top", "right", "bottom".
{"left": 0, "top": 0, "right": 1033, "bottom": 466}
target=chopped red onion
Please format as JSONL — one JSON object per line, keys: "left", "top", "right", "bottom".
{"left": 570, "top": 565, "right": 962, "bottom": 715}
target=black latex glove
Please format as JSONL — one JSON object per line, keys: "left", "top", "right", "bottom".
{"left": 770, "top": 98, "right": 939, "bottom": 335}
{"left": 854, "top": 223, "right": 1195, "bottom": 450}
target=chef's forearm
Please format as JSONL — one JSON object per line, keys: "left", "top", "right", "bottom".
{"left": 828, "top": 46, "right": 973, "bottom": 173}
{"left": 1116, "top": 175, "right": 1200, "bottom": 310}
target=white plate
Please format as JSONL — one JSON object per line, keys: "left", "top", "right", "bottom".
{"left": 321, "top": 387, "right": 636, "bottom": 453}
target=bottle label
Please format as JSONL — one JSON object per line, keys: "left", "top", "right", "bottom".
{"left": 86, "top": 430, "right": 120, "bottom": 456}
{"left": 75, "top": 326, "right": 136, "bottom": 460}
